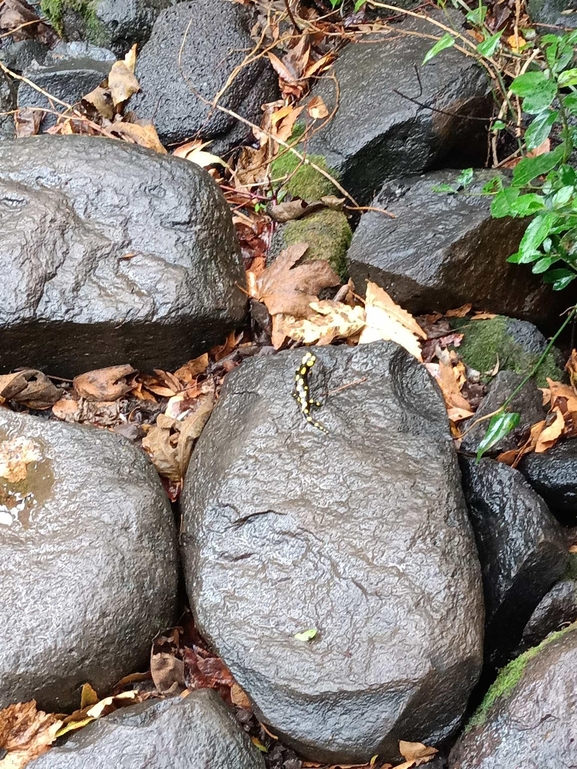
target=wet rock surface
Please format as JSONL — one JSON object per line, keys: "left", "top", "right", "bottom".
{"left": 519, "top": 554, "right": 577, "bottom": 651}
{"left": 306, "top": 14, "right": 491, "bottom": 204}
{"left": 181, "top": 341, "right": 484, "bottom": 764}
{"left": 347, "top": 172, "right": 559, "bottom": 325}
{"left": 0, "top": 134, "right": 246, "bottom": 376}
{"left": 0, "top": 69, "right": 15, "bottom": 140}
{"left": 449, "top": 624, "right": 577, "bottom": 768}
{"left": 29, "top": 689, "right": 265, "bottom": 769}
{"left": 132, "top": 0, "right": 277, "bottom": 154}
{"left": 460, "top": 458, "right": 568, "bottom": 667}
{"left": 0, "top": 408, "right": 178, "bottom": 711}
{"left": 520, "top": 439, "right": 577, "bottom": 525}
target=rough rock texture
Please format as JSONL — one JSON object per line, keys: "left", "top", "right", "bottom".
{"left": 528, "top": 0, "right": 577, "bottom": 27}
{"left": 0, "top": 409, "right": 178, "bottom": 711}
{"left": 449, "top": 624, "right": 577, "bottom": 768}
{"left": 132, "top": 0, "right": 278, "bottom": 154}
{"left": 460, "top": 458, "right": 567, "bottom": 667}
{"left": 181, "top": 342, "right": 484, "bottom": 764}
{"left": 0, "top": 135, "right": 246, "bottom": 376}
{"left": 452, "top": 316, "right": 563, "bottom": 385}
{"left": 0, "top": 40, "right": 48, "bottom": 73}
{"left": 520, "top": 439, "right": 577, "bottom": 525}
{"left": 0, "top": 69, "right": 15, "bottom": 140}
{"left": 40, "top": 0, "right": 171, "bottom": 55}
{"left": 30, "top": 689, "right": 265, "bottom": 769}
{"left": 347, "top": 172, "right": 561, "bottom": 326}
{"left": 306, "top": 14, "right": 491, "bottom": 204}
{"left": 519, "top": 555, "right": 577, "bottom": 652}
{"left": 18, "top": 51, "right": 113, "bottom": 130}
{"left": 460, "top": 372, "right": 546, "bottom": 456}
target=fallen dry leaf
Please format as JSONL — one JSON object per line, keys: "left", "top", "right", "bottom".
{"left": 73, "top": 364, "right": 136, "bottom": 402}
{"left": 425, "top": 357, "right": 474, "bottom": 422}
{"left": 445, "top": 303, "right": 472, "bottom": 318}
{"left": 0, "top": 437, "right": 42, "bottom": 483}
{"left": 566, "top": 349, "right": 577, "bottom": 391}
{"left": 0, "top": 701, "right": 63, "bottom": 769}
{"left": 396, "top": 739, "right": 439, "bottom": 768}
{"left": 0, "top": 369, "right": 61, "bottom": 409}
{"left": 527, "top": 138, "right": 551, "bottom": 158}
{"left": 173, "top": 140, "right": 228, "bottom": 169}
{"left": 250, "top": 243, "right": 340, "bottom": 318}
{"left": 535, "top": 406, "right": 565, "bottom": 453}
{"left": 359, "top": 282, "right": 427, "bottom": 361}
{"left": 110, "top": 121, "right": 166, "bottom": 153}
{"left": 230, "top": 683, "right": 251, "bottom": 709}
{"left": 83, "top": 85, "right": 114, "bottom": 120}
{"left": 108, "top": 45, "right": 140, "bottom": 106}
{"left": 151, "top": 628, "right": 186, "bottom": 696}
{"left": 14, "top": 108, "right": 42, "bottom": 138}
{"left": 274, "top": 300, "right": 365, "bottom": 347}
{"left": 307, "top": 95, "right": 329, "bottom": 120}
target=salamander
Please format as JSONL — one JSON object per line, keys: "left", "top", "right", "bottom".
{"left": 292, "top": 351, "right": 328, "bottom": 433}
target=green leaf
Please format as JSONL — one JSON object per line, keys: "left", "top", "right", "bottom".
{"left": 517, "top": 212, "right": 556, "bottom": 257}
{"left": 456, "top": 167, "right": 474, "bottom": 187}
{"left": 532, "top": 255, "right": 556, "bottom": 273}
{"left": 524, "top": 110, "right": 558, "bottom": 151}
{"left": 492, "top": 119, "right": 506, "bottom": 132}
{"left": 466, "top": 3, "right": 487, "bottom": 25}
{"left": 510, "top": 72, "right": 557, "bottom": 113}
{"left": 423, "top": 33, "right": 455, "bottom": 65}
{"left": 491, "top": 187, "right": 520, "bottom": 217}
{"left": 353, "top": 0, "right": 367, "bottom": 9}
{"left": 551, "top": 185, "right": 574, "bottom": 208}
{"left": 294, "top": 628, "right": 318, "bottom": 642}
{"left": 482, "top": 176, "right": 503, "bottom": 194}
{"left": 512, "top": 144, "right": 565, "bottom": 186}
{"left": 543, "top": 268, "right": 577, "bottom": 289}
{"left": 476, "top": 411, "right": 521, "bottom": 461}
{"left": 508, "top": 193, "right": 545, "bottom": 216}
{"left": 558, "top": 68, "right": 577, "bottom": 87}
{"left": 563, "top": 93, "right": 577, "bottom": 114}
{"left": 432, "top": 183, "right": 458, "bottom": 193}
{"left": 477, "top": 31, "right": 503, "bottom": 57}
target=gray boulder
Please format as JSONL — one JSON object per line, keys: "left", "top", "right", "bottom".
{"left": 520, "top": 440, "right": 577, "bottom": 525}
{"left": 181, "top": 342, "right": 484, "bottom": 764}
{"left": 527, "top": 0, "right": 577, "bottom": 27}
{"left": 0, "top": 40, "right": 48, "bottom": 73}
{"left": 0, "top": 135, "right": 246, "bottom": 376}
{"left": 0, "top": 69, "right": 15, "bottom": 139}
{"left": 449, "top": 624, "right": 577, "bottom": 769}
{"left": 40, "top": 0, "right": 172, "bottom": 56}
{"left": 132, "top": 0, "right": 278, "bottom": 154}
{"left": 460, "top": 458, "right": 568, "bottom": 667}
{"left": 18, "top": 50, "right": 113, "bottom": 130}
{"left": 0, "top": 408, "right": 178, "bottom": 711}
{"left": 306, "top": 14, "right": 491, "bottom": 205}
{"left": 347, "top": 171, "right": 560, "bottom": 326}
{"left": 29, "top": 689, "right": 265, "bottom": 769}
{"left": 519, "top": 555, "right": 577, "bottom": 652}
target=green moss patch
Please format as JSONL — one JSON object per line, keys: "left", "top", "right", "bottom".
{"left": 41, "top": 0, "right": 107, "bottom": 45}
{"left": 467, "top": 622, "right": 577, "bottom": 731}
{"left": 270, "top": 126, "right": 338, "bottom": 203}
{"left": 452, "top": 316, "right": 563, "bottom": 387}
{"left": 282, "top": 209, "right": 351, "bottom": 280}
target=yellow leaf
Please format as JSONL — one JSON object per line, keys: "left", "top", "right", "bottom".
{"left": 535, "top": 407, "right": 565, "bottom": 453}
{"left": 173, "top": 140, "right": 228, "bottom": 169}
{"left": 359, "top": 282, "right": 426, "bottom": 360}
{"left": 111, "top": 121, "right": 166, "bottom": 153}
{"left": 279, "top": 300, "right": 365, "bottom": 346}
{"left": 124, "top": 43, "right": 137, "bottom": 73}
{"left": 108, "top": 60, "right": 140, "bottom": 106}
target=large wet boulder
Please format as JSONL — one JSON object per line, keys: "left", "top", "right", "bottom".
{"left": 305, "top": 14, "right": 491, "bottom": 205}
{"left": 40, "top": 0, "right": 171, "bottom": 56}
{"left": 30, "top": 689, "right": 265, "bottom": 769}
{"left": 519, "top": 554, "right": 577, "bottom": 652}
{"left": 131, "top": 0, "right": 278, "bottom": 154}
{"left": 181, "top": 342, "right": 484, "bottom": 764}
{"left": 347, "top": 172, "right": 560, "bottom": 326}
{"left": 0, "top": 408, "right": 178, "bottom": 711}
{"left": 460, "top": 458, "right": 568, "bottom": 668}
{"left": 449, "top": 624, "right": 577, "bottom": 768}
{"left": 520, "top": 439, "right": 577, "bottom": 525}
{"left": 0, "top": 135, "right": 246, "bottom": 376}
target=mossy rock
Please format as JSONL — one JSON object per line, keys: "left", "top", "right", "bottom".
{"left": 452, "top": 316, "right": 563, "bottom": 387}
{"left": 467, "top": 622, "right": 577, "bottom": 731}
{"left": 276, "top": 209, "right": 352, "bottom": 280}
{"left": 270, "top": 125, "right": 339, "bottom": 203}
{"left": 41, "top": 0, "right": 107, "bottom": 44}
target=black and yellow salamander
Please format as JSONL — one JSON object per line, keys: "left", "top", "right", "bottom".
{"left": 292, "top": 351, "right": 328, "bottom": 433}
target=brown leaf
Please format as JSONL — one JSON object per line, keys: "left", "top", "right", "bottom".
{"left": 0, "top": 0, "right": 38, "bottom": 36}
{"left": 0, "top": 369, "right": 61, "bottom": 409}
{"left": 0, "top": 701, "right": 63, "bottom": 769}
{"left": 110, "top": 121, "right": 166, "bottom": 153}
{"left": 0, "top": 436, "right": 42, "bottom": 484}
{"left": 73, "top": 364, "right": 136, "bottom": 401}
{"left": 52, "top": 395, "right": 83, "bottom": 422}
{"left": 83, "top": 86, "right": 114, "bottom": 120}
{"left": 252, "top": 243, "right": 340, "bottom": 318}
{"left": 268, "top": 52, "right": 299, "bottom": 84}
{"left": 359, "top": 281, "right": 427, "bottom": 361}
{"left": 307, "top": 95, "right": 329, "bottom": 120}
{"left": 275, "top": 300, "right": 365, "bottom": 347}
{"left": 565, "top": 350, "right": 577, "bottom": 392}
{"left": 445, "top": 303, "right": 472, "bottom": 318}
{"left": 230, "top": 683, "right": 251, "bottom": 709}
{"left": 108, "top": 52, "right": 140, "bottom": 106}
{"left": 396, "top": 739, "right": 439, "bottom": 768}
{"left": 173, "top": 355, "right": 209, "bottom": 384}
{"left": 14, "top": 108, "right": 42, "bottom": 138}
{"left": 535, "top": 407, "right": 565, "bottom": 453}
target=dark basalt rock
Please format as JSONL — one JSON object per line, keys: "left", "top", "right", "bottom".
{"left": 17, "top": 50, "right": 113, "bottom": 130}
{"left": 0, "top": 40, "right": 48, "bottom": 73}
{"left": 460, "top": 458, "right": 568, "bottom": 668}
{"left": 0, "top": 135, "right": 246, "bottom": 376}
{"left": 29, "top": 689, "right": 265, "bottom": 769}
{"left": 346, "top": 172, "right": 561, "bottom": 326}
{"left": 181, "top": 341, "right": 484, "bottom": 764}
{"left": 0, "top": 69, "right": 15, "bottom": 140}
{"left": 519, "top": 555, "right": 577, "bottom": 652}
{"left": 527, "top": 0, "right": 577, "bottom": 27}
{"left": 0, "top": 409, "right": 178, "bottom": 711}
{"left": 306, "top": 13, "right": 491, "bottom": 205}
{"left": 131, "top": 0, "right": 278, "bottom": 154}
{"left": 520, "top": 439, "right": 577, "bottom": 525}
{"left": 449, "top": 624, "right": 577, "bottom": 768}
